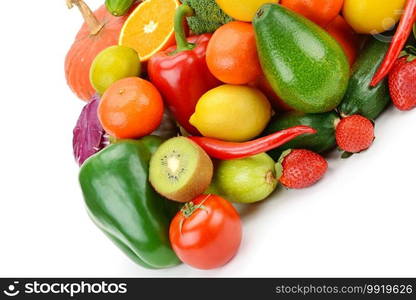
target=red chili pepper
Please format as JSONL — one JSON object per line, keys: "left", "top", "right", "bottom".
{"left": 188, "top": 126, "right": 317, "bottom": 160}
{"left": 148, "top": 5, "right": 221, "bottom": 135}
{"left": 370, "top": 0, "right": 416, "bottom": 87}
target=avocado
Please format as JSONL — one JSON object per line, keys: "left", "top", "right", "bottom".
{"left": 253, "top": 4, "right": 350, "bottom": 113}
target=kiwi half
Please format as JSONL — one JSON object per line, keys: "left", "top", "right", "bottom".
{"left": 149, "top": 137, "right": 213, "bottom": 203}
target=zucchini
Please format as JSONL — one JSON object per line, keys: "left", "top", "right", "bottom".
{"left": 264, "top": 111, "right": 340, "bottom": 160}
{"left": 338, "top": 37, "right": 391, "bottom": 120}
{"left": 105, "top": 0, "right": 136, "bottom": 17}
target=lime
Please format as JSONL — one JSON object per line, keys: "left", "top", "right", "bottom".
{"left": 90, "top": 45, "right": 141, "bottom": 95}
{"left": 213, "top": 153, "right": 278, "bottom": 203}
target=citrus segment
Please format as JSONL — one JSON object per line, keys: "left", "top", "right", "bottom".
{"left": 119, "top": 0, "right": 180, "bottom": 61}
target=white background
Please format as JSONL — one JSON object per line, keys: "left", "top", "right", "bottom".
{"left": 0, "top": 0, "right": 415, "bottom": 277}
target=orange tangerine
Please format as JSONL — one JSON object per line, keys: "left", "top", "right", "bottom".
{"left": 119, "top": 0, "right": 179, "bottom": 61}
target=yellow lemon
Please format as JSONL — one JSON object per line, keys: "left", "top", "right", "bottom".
{"left": 190, "top": 85, "right": 272, "bottom": 142}
{"left": 343, "top": 0, "right": 406, "bottom": 34}
{"left": 216, "top": 0, "right": 279, "bottom": 22}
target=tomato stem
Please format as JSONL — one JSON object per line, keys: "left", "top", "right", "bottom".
{"left": 180, "top": 195, "right": 210, "bottom": 218}
{"left": 181, "top": 201, "right": 196, "bottom": 218}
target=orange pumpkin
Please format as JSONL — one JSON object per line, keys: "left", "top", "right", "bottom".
{"left": 64, "top": 0, "right": 130, "bottom": 101}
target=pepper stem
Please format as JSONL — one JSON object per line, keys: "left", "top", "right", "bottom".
{"left": 172, "top": 4, "right": 195, "bottom": 53}
{"left": 66, "top": 0, "right": 104, "bottom": 36}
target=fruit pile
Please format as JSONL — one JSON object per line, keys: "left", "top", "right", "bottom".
{"left": 67, "top": 0, "right": 416, "bottom": 270}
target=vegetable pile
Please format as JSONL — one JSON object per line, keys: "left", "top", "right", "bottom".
{"left": 66, "top": 0, "right": 416, "bottom": 270}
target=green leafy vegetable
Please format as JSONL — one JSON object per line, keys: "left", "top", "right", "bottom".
{"left": 181, "top": 0, "right": 233, "bottom": 34}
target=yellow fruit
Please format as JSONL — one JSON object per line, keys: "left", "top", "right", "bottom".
{"left": 215, "top": 0, "right": 279, "bottom": 22}
{"left": 119, "top": 0, "right": 180, "bottom": 61}
{"left": 190, "top": 85, "right": 272, "bottom": 142}
{"left": 343, "top": 0, "right": 406, "bottom": 34}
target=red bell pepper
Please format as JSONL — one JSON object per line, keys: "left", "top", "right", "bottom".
{"left": 370, "top": 0, "right": 416, "bottom": 87}
{"left": 148, "top": 4, "right": 221, "bottom": 135}
{"left": 188, "top": 126, "right": 316, "bottom": 160}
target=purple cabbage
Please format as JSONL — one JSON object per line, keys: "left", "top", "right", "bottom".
{"left": 73, "top": 96, "right": 179, "bottom": 165}
{"left": 73, "top": 95, "right": 108, "bottom": 166}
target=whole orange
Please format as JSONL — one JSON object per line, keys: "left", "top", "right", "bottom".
{"left": 325, "top": 15, "right": 360, "bottom": 66}
{"left": 98, "top": 77, "right": 164, "bottom": 139}
{"left": 206, "top": 21, "right": 262, "bottom": 85}
{"left": 281, "top": 0, "right": 344, "bottom": 27}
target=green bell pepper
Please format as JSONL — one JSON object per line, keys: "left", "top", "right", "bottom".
{"left": 79, "top": 138, "right": 181, "bottom": 269}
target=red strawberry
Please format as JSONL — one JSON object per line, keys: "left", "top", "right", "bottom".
{"left": 276, "top": 149, "right": 328, "bottom": 189}
{"left": 388, "top": 55, "right": 416, "bottom": 111}
{"left": 335, "top": 115, "right": 374, "bottom": 154}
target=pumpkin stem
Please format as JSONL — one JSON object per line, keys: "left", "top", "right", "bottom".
{"left": 66, "top": 0, "right": 104, "bottom": 36}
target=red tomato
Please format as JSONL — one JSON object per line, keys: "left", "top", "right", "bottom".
{"left": 325, "top": 15, "right": 360, "bottom": 66}
{"left": 169, "top": 194, "right": 242, "bottom": 270}
{"left": 281, "top": 0, "right": 344, "bottom": 27}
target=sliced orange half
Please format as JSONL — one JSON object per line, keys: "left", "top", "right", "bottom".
{"left": 119, "top": 0, "right": 180, "bottom": 62}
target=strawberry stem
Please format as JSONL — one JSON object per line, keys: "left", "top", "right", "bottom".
{"left": 404, "top": 45, "right": 416, "bottom": 61}
{"left": 341, "top": 151, "right": 353, "bottom": 159}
